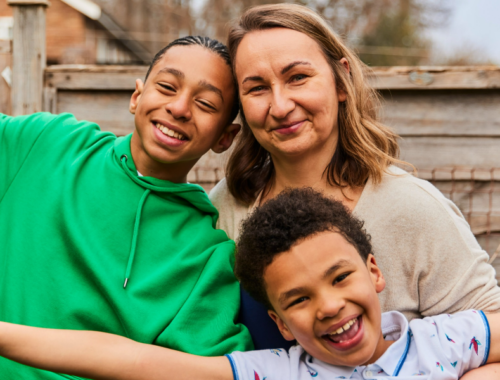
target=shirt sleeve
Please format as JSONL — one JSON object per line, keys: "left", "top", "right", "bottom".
{"left": 154, "top": 240, "right": 254, "bottom": 355}
{"left": 0, "top": 113, "right": 52, "bottom": 199}
{"left": 423, "top": 310, "right": 489, "bottom": 377}
{"left": 227, "top": 348, "right": 293, "bottom": 380}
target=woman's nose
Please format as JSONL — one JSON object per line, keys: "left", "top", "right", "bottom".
{"left": 269, "top": 88, "right": 295, "bottom": 119}
{"left": 166, "top": 95, "right": 192, "bottom": 121}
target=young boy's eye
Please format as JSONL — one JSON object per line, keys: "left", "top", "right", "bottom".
{"left": 287, "top": 296, "right": 308, "bottom": 309}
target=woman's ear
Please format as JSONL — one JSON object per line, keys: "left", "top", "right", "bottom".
{"left": 211, "top": 124, "right": 241, "bottom": 154}
{"left": 366, "top": 254, "right": 386, "bottom": 294}
{"left": 337, "top": 57, "right": 350, "bottom": 102}
{"left": 268, "top": 310, "right": 295, "bottom": 341}
{"left": 129, "top": 79, "right": 145, "bottom": 115}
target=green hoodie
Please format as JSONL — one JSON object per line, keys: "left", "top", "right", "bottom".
{"left": 0, "top": 113, "right": 252, "bottom": 379}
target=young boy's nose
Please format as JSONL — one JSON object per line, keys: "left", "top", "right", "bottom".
{"left": 166, "top": 94, "right": 192, "bottom": 121}
{"left": 315, "top": 293, "right": 345, "bottom": 321}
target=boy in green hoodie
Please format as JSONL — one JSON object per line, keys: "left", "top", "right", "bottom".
{"left": 0, "top": 36, "right": 252, "bottom": 379}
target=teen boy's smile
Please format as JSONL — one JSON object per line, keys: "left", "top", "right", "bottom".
{"left": 264, "top": 231, "right": 393, "bottom": 368}
{"left": 129, "top": 44, "right": 239, "bottom": 182}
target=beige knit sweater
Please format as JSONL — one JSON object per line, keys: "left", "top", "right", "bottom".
{"left": 209, "top": 166, "right": 500, "bottom": 320}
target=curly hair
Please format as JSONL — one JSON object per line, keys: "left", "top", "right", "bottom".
{"left": 235, "top": 188, "right": 372, "bottom": 310}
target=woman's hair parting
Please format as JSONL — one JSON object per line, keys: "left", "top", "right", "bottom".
{"left": 145, "top": 35, "right": 239, "bottom": 122}
{"left": 235, "top": 187, "right": 372, "bottom": 310}
{"left": 226, "top": 4, "right": 408, "bottom": 205}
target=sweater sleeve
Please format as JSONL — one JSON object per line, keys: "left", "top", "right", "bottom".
{"left": 154, "top": 239, "right": 254, "bottom": 355}
{"left": 0, "top": 113, "right": 54, "bottom": 199}
{"left": 413, "top": 181, "right": 500, "bottom": 316}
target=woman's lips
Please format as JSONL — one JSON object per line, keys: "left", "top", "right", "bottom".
{"left": 272, "top": 120, "right": 305, "bottom": 135}
{"left": 323, "top": 316, "right": 364, "bottom": 352}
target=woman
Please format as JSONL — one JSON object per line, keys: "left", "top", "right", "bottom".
{"left": 209, "top": 3, "right": 500, "bottom": 350}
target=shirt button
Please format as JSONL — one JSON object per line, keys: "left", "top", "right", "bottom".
{"left": 365, "top": 370, "right": 373, "bottom": 377}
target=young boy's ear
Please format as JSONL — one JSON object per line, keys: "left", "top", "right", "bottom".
{"left": 366, "top": 254, "right": 385, "bottom": 294}
{"left": 268, "top": 310, "right": 295, "bottom": 341}
{"left": 129, "top": 79, "right": 145, "bottom": 115}
{"left": 211, "top": 124, "right": 241, "bottom": 154}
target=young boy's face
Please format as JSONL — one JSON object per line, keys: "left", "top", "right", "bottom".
{"left": 264, "top": 231, "right": 390, "bottom": 367}
{"left": 128, "top": 45, "right": 239, "bottom": 181}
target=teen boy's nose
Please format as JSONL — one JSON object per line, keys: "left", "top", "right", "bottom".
{"left": 166, "top": 94, "right": 192, "bottom": 121}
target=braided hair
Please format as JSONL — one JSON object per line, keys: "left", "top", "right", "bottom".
{"left": 145, "top": 36, "right": 239, "bottom": 122}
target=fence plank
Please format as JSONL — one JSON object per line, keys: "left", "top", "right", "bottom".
{"left": 381, "top": 89, "right": 500, "bottom": 137}
{"left": 45, "top": 65, "right": 147, "bottom": 90}
{"left": 369, "top": 66, "right": 500, "bottom": 90}
{"left": 0, "top": 40, "right": 12, "bottom": 115}
{"left": 10, "top": 2, "right": 47, "bottom": 115}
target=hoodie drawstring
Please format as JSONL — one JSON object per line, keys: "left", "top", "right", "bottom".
{"left": 120, "top": 155, "right": 151, "bottom": 288}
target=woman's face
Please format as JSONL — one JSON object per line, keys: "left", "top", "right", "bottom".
{"left": 234, "top": 28, "right": 346, "bottom": 160}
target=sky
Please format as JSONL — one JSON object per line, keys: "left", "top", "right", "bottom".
{"left": 426, "top": 0, "right": 500, "bottom": 64}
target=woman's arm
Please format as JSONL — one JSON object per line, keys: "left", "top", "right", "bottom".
{"left": 0, "top": 322, "right": 232, "bottom": 380}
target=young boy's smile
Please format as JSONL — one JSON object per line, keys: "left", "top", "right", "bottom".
{"left": 264, "top": 231, "right": 393, "bottom": 367}
{"left": 129, "top": 44, "right": 239, "bottom": 182}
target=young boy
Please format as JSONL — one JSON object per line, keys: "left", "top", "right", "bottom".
{"left": 0, "top": 36, "right": 252, "bottom": 378}
{"left": 0, "top": 188, "right": 498, "bottom": 379}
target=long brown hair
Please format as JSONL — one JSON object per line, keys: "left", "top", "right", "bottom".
{"left": 226, "top": 3, "right": 405, "bottom": 205}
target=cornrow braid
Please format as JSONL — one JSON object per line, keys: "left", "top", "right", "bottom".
{"left": 144, "top": 35, "right": 239, "bottom": 122}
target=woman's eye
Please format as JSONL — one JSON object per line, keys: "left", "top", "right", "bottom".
{"left": 291, "top": 74, "right": 307, "bottom": 82}
{"left": 249, "top": 85, "right": 265, "bottom": 93}
{"left": 333, "top": 273, "right": 349, "bottom": 285}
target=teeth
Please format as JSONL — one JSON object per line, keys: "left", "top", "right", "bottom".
{"left": 156, "top": 123, "right": 186, "bottom": 140}
{"left": 329, "top": 318, "right": 357, "bottom": 336}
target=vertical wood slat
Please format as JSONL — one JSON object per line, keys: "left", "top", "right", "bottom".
{"left": 0, "top": 40, "right": 12, "bottom": 115}
{"left": 8, "top": 0, "right": 49, "bottom": 115}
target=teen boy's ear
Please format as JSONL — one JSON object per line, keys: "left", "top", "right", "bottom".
{"left": 268, "top": 310, "right": 295, "bottom": 341}
{"left": 211, "top": 123, "right": 241, "bottom": 154}
{"left": 129, "top": 79, "right": 145, "bottom": 114}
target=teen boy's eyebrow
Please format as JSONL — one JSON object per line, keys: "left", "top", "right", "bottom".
{"left": 198, "top": 80, "right": 224, "bottom": 102}
{"left": 157, "top": 67, "right": 185, "bottom": 79}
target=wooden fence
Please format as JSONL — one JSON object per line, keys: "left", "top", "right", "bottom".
{"left": 4, "top": 2, "right": 500, "bottom": 275}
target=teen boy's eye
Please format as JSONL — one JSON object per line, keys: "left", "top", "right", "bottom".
{"left": 197, "top": 100, "right": 217, "bottom": 111}
{"left": 333, "top": 273, "right": 350, "bottom": 285}
{"left": 159, "top": 83, "right": 175, "bottom": 92}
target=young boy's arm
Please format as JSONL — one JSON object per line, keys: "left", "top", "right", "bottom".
{"left": 0, "top": 322, "right": 233, "bottom": 380}
{"left": 486, "top": 314, "right": 500, "bottom": 364}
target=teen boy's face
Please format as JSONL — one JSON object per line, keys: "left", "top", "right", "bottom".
{"left": 265, "top": 231, "right": 390, "bottom": 367}
{"left": 129, "top": 45, "right": 239, "bottom": 181}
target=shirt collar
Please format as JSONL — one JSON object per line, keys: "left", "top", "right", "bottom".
{"left": 373, "top": 311, "right": 411, "bottom": 376}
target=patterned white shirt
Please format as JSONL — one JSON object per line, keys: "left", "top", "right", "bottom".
{"left": 227, "top": 310, "right": 490, "bottom": 379}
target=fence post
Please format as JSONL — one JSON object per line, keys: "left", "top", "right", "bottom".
{"left": 8, "top": 0, "right": 49, "bottom": 116}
